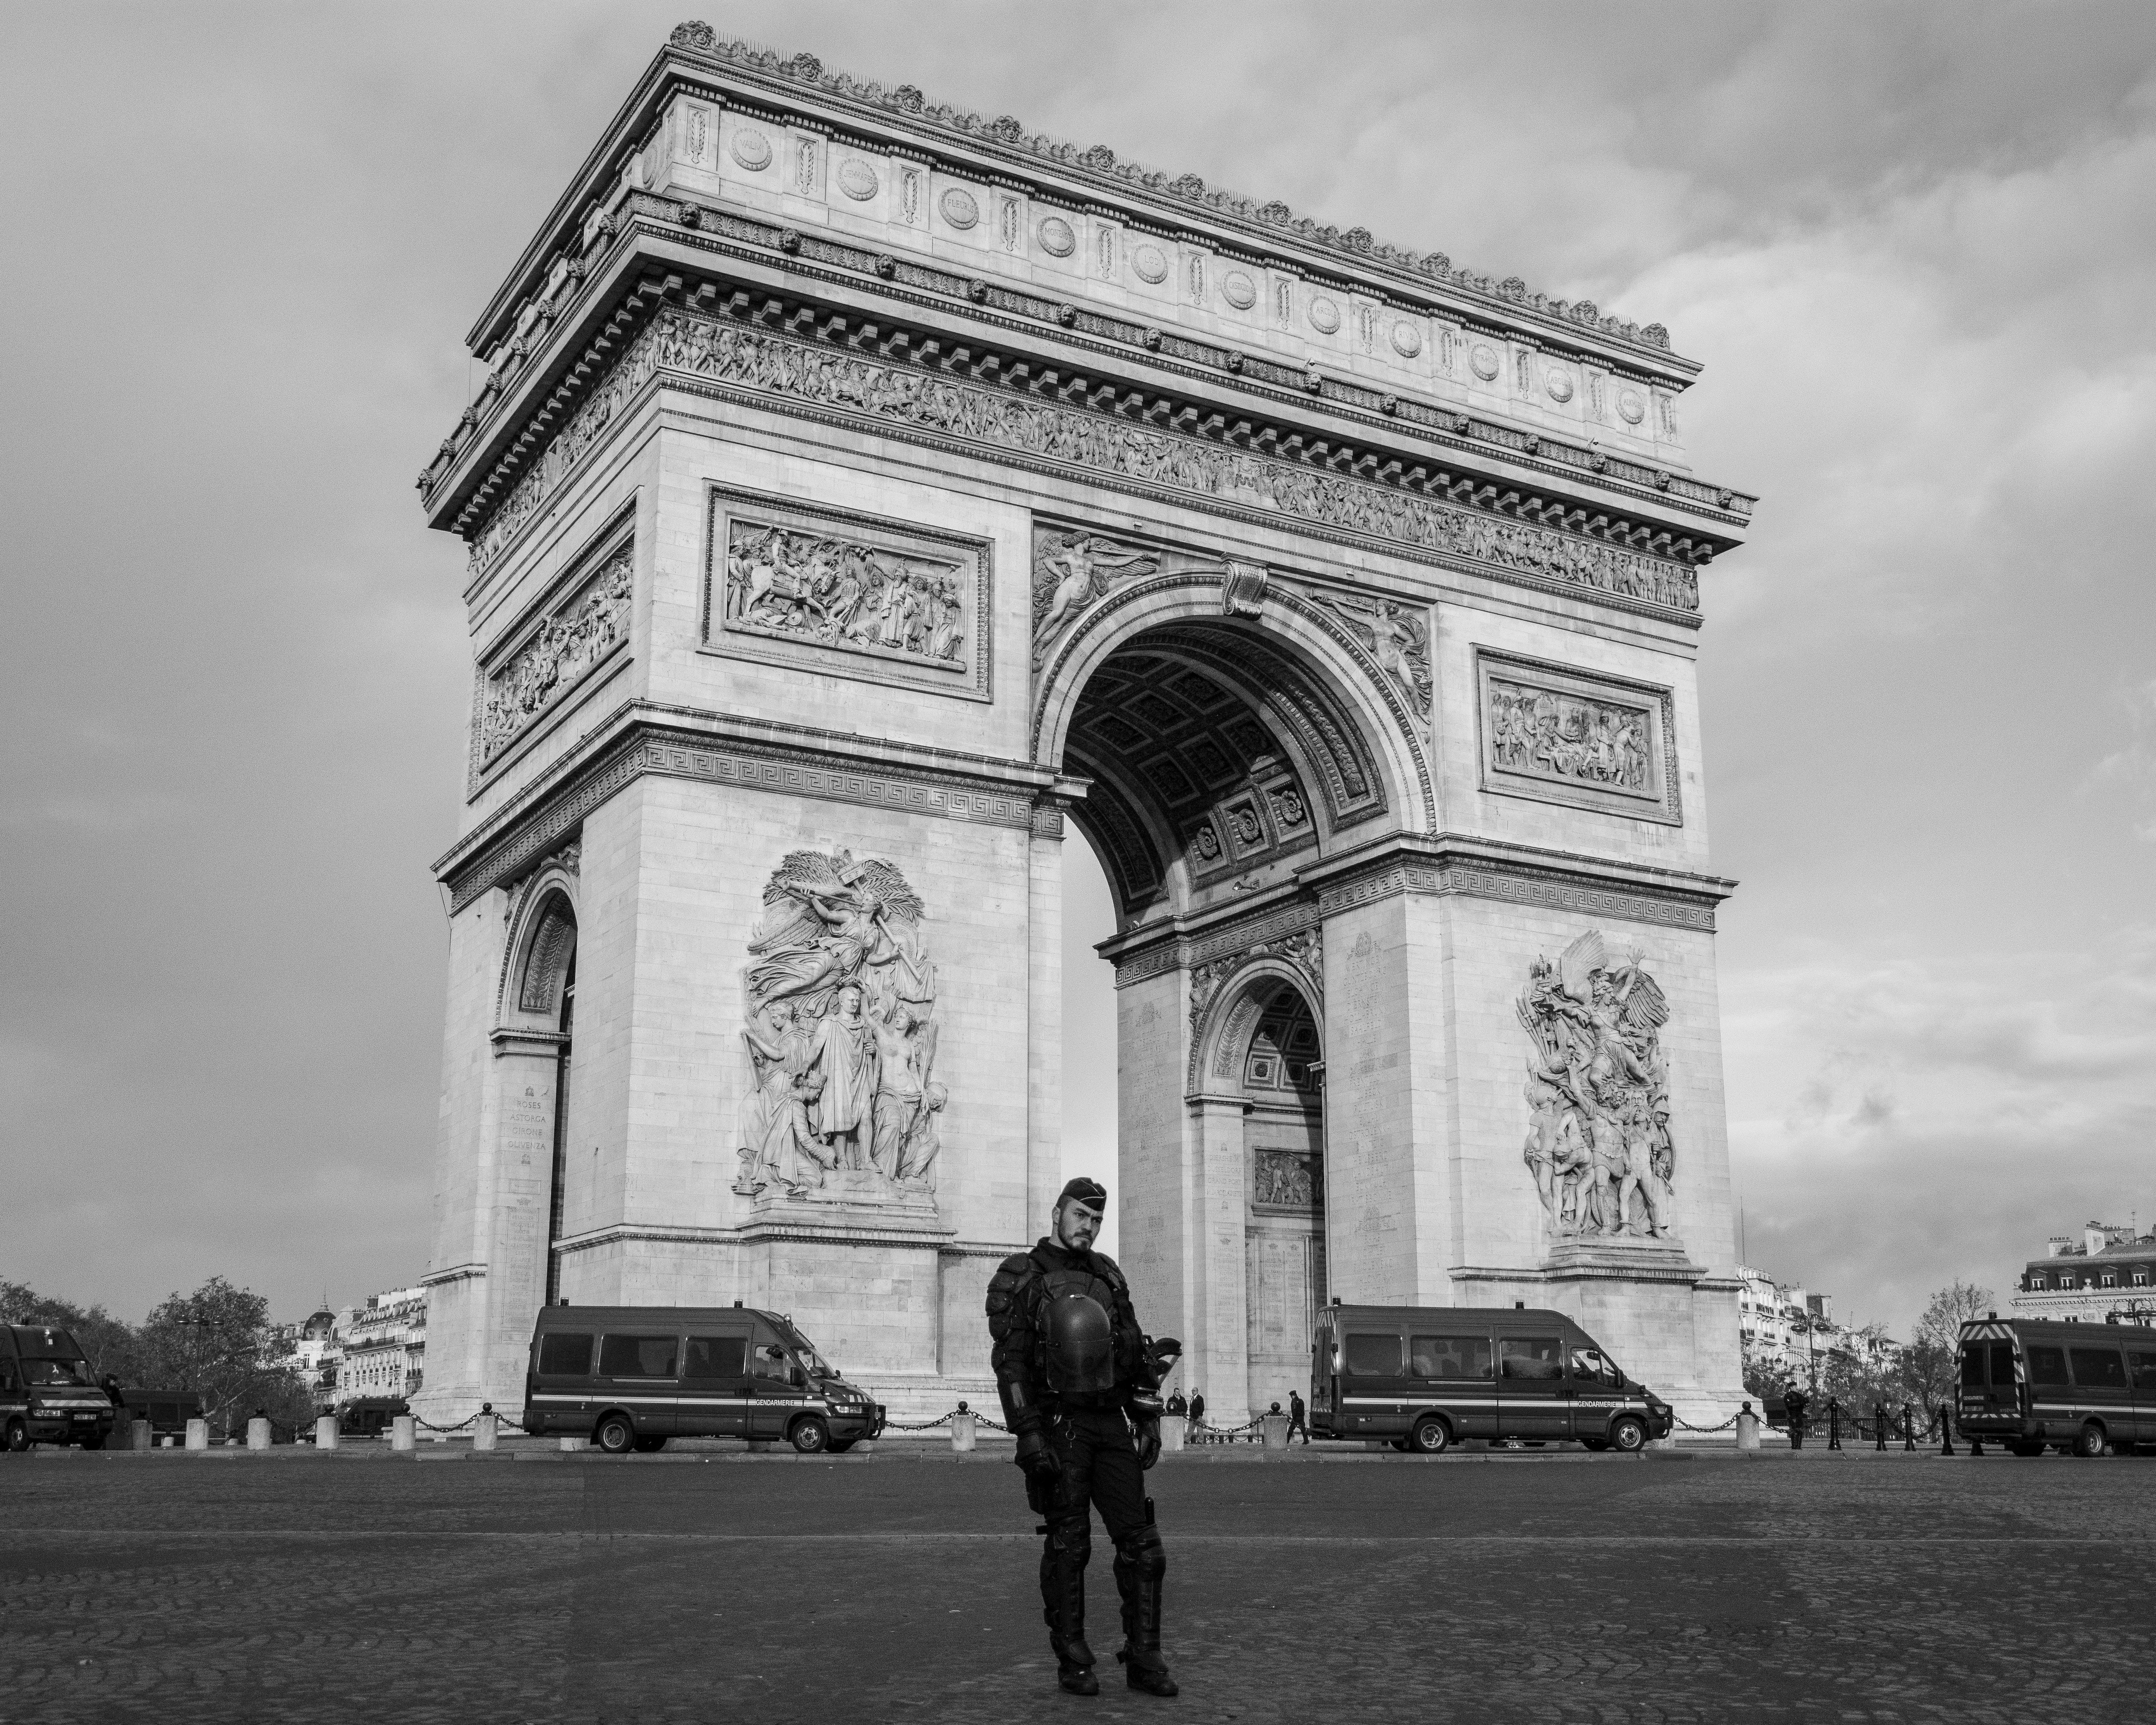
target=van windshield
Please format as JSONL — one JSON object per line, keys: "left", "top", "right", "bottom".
{"left": 780, "top": 1327, "right": 831, "bottom": 1378}
{"left": 22, "top": 1356, "right": 93, "bottom": 1387}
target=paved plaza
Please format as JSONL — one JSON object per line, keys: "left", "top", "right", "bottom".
{"left": 1, "top": 1443, "right": 2149, "bottom": 1722}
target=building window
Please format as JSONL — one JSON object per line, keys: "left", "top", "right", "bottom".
{"left": 2102, "top": 1274, "right": 2117, "bottom": 1289}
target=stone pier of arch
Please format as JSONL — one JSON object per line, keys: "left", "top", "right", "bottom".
{"left": 410, "top": 29, "right": 1755, "bottom": 1435}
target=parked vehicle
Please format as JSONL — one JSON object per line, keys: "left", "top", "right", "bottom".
{"left": 0, "top": 1325, "right": 118, "bottom": 1451}
{"left": 1956, "top": 1315, "right": 2156, "bottom": 1456}
{"left": 336, "top": 1397, "right": 410, "bottom": 1438}
{"left": 111, "top": 1387, "right": 206, "bottom": 1442}
{"left": 523, "top": 1304, "right": 885, "bottom": 1455}
{"left": 1308, "top": 1303, "right": 1673, "bottom": 1453}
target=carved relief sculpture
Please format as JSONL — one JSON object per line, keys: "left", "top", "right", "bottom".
{"left": 733, "top": 848, "right": 945, "bottom": 1205}
{"left": 1312, "top": 592, "right": 1433, "bottom": 732}
{"left": 726, "top": 518, "right": 967, "bottom": 670}
{"left": 1253, "top": 1149, "right": 1316, "bottom": 1208}
{"left": 477, "top": 544, "right": 633, "bottom": 765}
{"left": 1031, "top": 531, "right": 1160, "bottom": 667}
{"left": 467, "top": 305, "right": 1705, "bottom": 622}
{"left": 1489, "top": 678, "right": 1650, "bottom": 793}
{"left": 1516, "top": 930, "right": 1675, "bottom": 1243}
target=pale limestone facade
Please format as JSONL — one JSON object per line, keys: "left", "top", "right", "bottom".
{"left": 412, "top": 28, "right": 1756, "bottom": 1432}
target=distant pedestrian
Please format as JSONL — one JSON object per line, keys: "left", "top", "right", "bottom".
{"left": 1188, "top": 1390, "right": 1206, "bottom": 1444}
{"left": 1872, "top": 1400, "right": 1888, "bottom": 1452}
{"left": 1166, "top": 1390, "right": 1187, "bottom": 1421}
{"left": 100, "top": 1374, "right": 125, "bottom": 1409}
{"left": 1288, "top": 1390, "right": 1309, "bottom": 1445}
{"left": 1783, "top": 1384, "right": 1810, "bottom": 1450}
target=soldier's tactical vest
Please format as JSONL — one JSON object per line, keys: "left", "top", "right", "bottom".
{"left": 1037, "top": 1258, "right": 1124, "bottom": 1398}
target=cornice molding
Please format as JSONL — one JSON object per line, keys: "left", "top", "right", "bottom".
{"left": 428, "top": 210, "right": 1751, "bottom": 546}
{"left": 436, "top": 706, "right": 1071, "bottom": 912}
{"left": 450, "top": 293, "right": 1716, "bottom": 637}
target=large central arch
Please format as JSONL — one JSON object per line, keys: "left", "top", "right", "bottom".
{"left": 1033, "top": 562, "right": 1423, "bottom": 1424}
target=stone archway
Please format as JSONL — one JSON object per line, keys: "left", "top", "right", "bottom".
{"left": 1038, "top": 565, "right": 1393, "bottom": 1428}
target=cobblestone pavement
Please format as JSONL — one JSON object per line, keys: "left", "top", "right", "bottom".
{"left": 2, "top": 1445, "right": 2151, "bottom": 1723}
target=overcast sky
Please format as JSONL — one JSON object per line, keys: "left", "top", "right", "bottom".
{"left": 4, "top": 3, "right": 2151, "bottom": 1339}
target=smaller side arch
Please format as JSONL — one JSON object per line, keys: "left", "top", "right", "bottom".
{"left": 1188, "top": 953, "right": 1324, "bottom": 1096}
{"left": 497, "top": 864, "right": 581, "bottom": 1026}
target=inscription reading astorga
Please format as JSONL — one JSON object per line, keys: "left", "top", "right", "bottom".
{"left": 478, "top": 545, "right": 632, "bottom": 765}
{"left": 725, "top": 518, "right": 968, "bottom": 671}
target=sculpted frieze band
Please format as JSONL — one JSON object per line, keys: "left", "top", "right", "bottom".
{"left": 468, "top": 304, "right": 1700, "bottom": 618}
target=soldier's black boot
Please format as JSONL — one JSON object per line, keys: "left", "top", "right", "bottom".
{"left": 1113, "top": 1525, "right": 1177, "bottom": 1697}
{"left": 1042, "top": 1518, "right": 1098, "bottom": 1694}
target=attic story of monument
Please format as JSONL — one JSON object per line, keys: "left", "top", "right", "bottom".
{"left": 411, "top": 23, "right": 1754, "bottom": 1431}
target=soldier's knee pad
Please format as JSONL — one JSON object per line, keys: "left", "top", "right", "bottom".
{"left": 1047, "top": 1516, "right": 1092, "bottom": 1562}
{"left": 1115, "top": 1523, "right": 1165, "bottom": 1579}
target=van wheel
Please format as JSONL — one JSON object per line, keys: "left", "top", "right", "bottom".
{"left": 4, "top": 1420, "right": 26, "bottom": 1453}
{"left": 1609, "top": 1416, "right": 1648, "bottom": 1453}
{"left": 790, "top": 1417, "right": 830, "bottom": 1455}
{"left": 1409, "top": 1418, "right": 1451, "bottom": 1455}
{"left": 2073, "top": 1424, "right": 2107, "bottom": 1458}
{"left": 593, "top": 1414, "right": 635, "bottom": 1454}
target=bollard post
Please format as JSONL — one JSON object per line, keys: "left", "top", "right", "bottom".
{"left": 1260, "top": 1412, "right": 1290, "bottom": 1451}
{"left": 185, "top": 1418, "right": 209, "bottom": 1450}
{"left": 1938, "top": 1408, "right": 1955, "bottom": 1457}
{"left": 314, "top": 1415, "right": 339, "bottom": 1451}
{"left": 391, "top": 1415, "right": 416, "bottom": 1453}
{"left": 1159, "top": 1418, "right": 1185, "bottom": 1455}
{"left": 130, "top": 1419, "right": 153, "bottom": 1452}
{"left": 474, "top": 1412, "right": 498, "bottom": 1452}
{"left": 949, "top": 1411, "right": 976, "bottom": 1453}
{"left": 1735, "top": 1403, "right": 1761, "bottom": 1452}
{"left": 1827, "top": 1400, "right": 1841, "bottom": 1451}
{"left": 247, "top": 1417, "right": 272, "bottom": 1451}
{"left": 1903, "top": 1408, "right": 1916, "bottom": 1452}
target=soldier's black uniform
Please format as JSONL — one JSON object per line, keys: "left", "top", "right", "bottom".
{"left": 986, "top": 1184, "right": 1175, "bottom": 1697}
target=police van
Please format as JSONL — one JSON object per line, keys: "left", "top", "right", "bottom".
{"left": 0, "top": 1325, "right": 117, "bottom": 1451}
{"left": 523, "top": 1304, "right": 884, "bottom": 1454}
{"left": 1309, "top": 1303, "right": 1673, "bottom": 1452}
{"left": 1956, "top": 1315, "right": 2156, "bottom": 1456}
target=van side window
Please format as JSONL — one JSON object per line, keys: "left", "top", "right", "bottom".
{"left": 684, "top": 1336, "right": 748, "bottom": 1379}
{"left": 749, "top": 1326, "right": 794, "bottom": 1383}
{"left": 1569, "top": 1347, "right": 1615, "bottom": 1387}
{"left": 1499, "top": 1337, "right": 1564, "bottom": 1380}
{"left": 2131, "top": 1351, "right": 2156, "bottom": 1390}
{"left": 1343, "top": 1334, "right": 1401, "bottom": 1376}
{"left": 1410, "top": 1336, "right": 1492, "bottom": 1380}
{"left": 2025, "top": 1346, "right": 2068, "bottom": 1387}
{"left": 538, "top": 1333, "right": 595, "bottom": 1377}
{"left": 2068, "top": 1348, "right": 2128, "bottom": 1390}
{"left": 598, "top": 1334, "right": 677, "bottom": 1378}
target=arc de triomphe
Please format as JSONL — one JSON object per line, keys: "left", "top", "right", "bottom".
{"left": 412, "top": 25, "right": 1755, "bottom": 1431}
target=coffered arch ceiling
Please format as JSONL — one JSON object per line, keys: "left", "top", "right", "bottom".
{"left": 1062, "top": 620, "right": 1385, "bottom": 919}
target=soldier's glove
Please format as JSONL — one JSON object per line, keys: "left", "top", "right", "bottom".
{"left": 1015, "top": 1429, "right": 1063, "bottom": 1487}
{"left": 1134, "top": 1416, "right": 1162, "bottom": 1471}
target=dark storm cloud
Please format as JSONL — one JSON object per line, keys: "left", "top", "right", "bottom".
{"left": 3, "top": 3, "right": 2151, "bottom": 1333}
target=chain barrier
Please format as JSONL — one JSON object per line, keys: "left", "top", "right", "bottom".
{"left": 1672, "top": 1413, "right": 1739, "bottom": 1433}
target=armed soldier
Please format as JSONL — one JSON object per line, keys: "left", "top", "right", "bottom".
{"left": 985, "top": 1177, "right": 1180, "bottom": 1697}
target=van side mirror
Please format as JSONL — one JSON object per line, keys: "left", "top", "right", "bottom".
{"left": 789, "top": 1365, "right": 805, "bottom": 1388}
